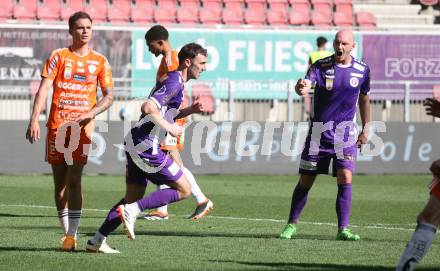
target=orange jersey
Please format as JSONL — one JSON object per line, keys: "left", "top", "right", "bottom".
{"left": 41, "top": 47, "right": 113, "bottom": 129}
{"left": 156, "top": 50, "right": 179, "bottom": 81}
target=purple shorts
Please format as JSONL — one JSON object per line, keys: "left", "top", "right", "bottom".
{"left": 125, "top": 149, "right": 183, "bottom": 186}
{"left": 299, "top": 139, "right": 357, "bottom": 177}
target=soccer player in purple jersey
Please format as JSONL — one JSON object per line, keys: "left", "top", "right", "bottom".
{"left": 85, "top": 43, "right": 207, "bottom": 253}
{"left": 396, "top": 98, "right": 440, "bottom": 271}
{"left": 280, "top": 30, "right": 371, "bottom": 241}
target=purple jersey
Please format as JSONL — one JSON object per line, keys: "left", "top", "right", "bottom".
{"left": 306, "top": 55, "right": 370, "bottom": 143}
{"left": 127, "top": 71, "right": 184, "bottom": 157}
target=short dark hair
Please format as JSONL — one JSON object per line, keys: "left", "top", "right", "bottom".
{"left": 145, "top": 25, "right": 169, "bottom": 42}
{"left": 317, "top": 36, "right": 327, "bottom": 47}
{"left": 68, "top": 12, "right": 92, "bottom": 30}
{"left": 178, "top": 43, "right": 208, "bottom": 63}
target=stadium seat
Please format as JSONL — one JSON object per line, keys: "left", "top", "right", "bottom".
{"left": 131, "top": 0, "right": 154, "bottom": 24}
{"left": 222, "top": 9, "right": 244, "bottom": 24}
{"left": 356, "top": 11, "right": 376, "bottom": 30}
{"left": 333, "top": 11, "right": 353, "bottom": 27}
{"left": 180, "top": 0, "right": 199, "bottom": 10}
{"left": 289, "top": 9, "right": 310, "bottom": 25}
{"left": 86, "top": 0, "right": 108, "bottom": 23}
{"left": 191, "top": 83, "right": 215, "bottom": 114}
{"left": 289, "top": 0, "right": 309, "bottom": 4}
{"left": 61, "top": 0, "right": 85, "bottom": 21}
{"left": 244, "top": 9, "right": 266, "bottom": 25}
{"left": 311, "top": 10, "right": 332, "bottom": 29}
{"left": 14, "top": 0, "right": 37, "bottom": 21}
{"left": 334, "top": 0, "right": 353, "bottom": 17}
{"left": 268, "top": 2, "right": 288, "bottom": 11}
{"left": 247, "top": 1, "right": 265, "bottom": 13}
{"left": 37, "top": 0, "right": 61, "bottom": 22}
{"left": 291, "top": 3, "right": 309, "bottom": 15}
{"left": 177, "top": 6, "right": 199, "bottom": 24}
{"left": 154, "top": 1, "right": 177, "bottom": 24}
{"left": 199, "top": 8, "right": 222, "bottom": 24}
{"left": 267, "top": 9, "right": 288, "bottom": 26}
{"left": 0, "top": 0, "right": 14, "bottom": 21}
{"left": 108, "top": 0, "right": 131, "bottom": 24}
{"left": 200, "top": 0, "right": 222, "bottom": 18}
{"left": 311, "top": 0, "right": 331, "bottom": 16}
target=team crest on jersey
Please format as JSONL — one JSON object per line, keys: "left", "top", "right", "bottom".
{"left": 87, "top": 75, "right": 97, "bottom": 83}
{"left": 65, "top": 61, "right": 73, "bottom": 68}
{"left": 325, "top": 75, "right": 334, "bottom": 90}
{"left": 155, "top": 85, "right": 167, "bottom": 95}
{"left": 64, "top": 67, "right": 72, "bottom": 79}
{"left": 88, "top": 65, "right": 97, "bottom": 74}
{"left": 350, "top": 77, "right": 359, "bottom": 87}
{"left": 325, "top": 69, "right": 335, "bottom": 75}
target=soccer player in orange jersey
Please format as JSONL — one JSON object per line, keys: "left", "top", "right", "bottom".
{"left": 143, "top": 25, "right": 213, "bottom": 221}
{"left": 25, "top": 12, "right": 114, "bottom": 251}
{"left": 396, "top": 98, "right": 440, "bottom": 271}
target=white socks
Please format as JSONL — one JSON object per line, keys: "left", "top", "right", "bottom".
{"left": 67, "top": 209, "right": 82, "bottom": 237}
{"left": 396, "top": 223, "right": 437, "bottom": 271}
{"left": 183, "top": 167, "right": 207, "bottom": 204}
{"left": 57, "top": 208, "right": 68, "bottom": 235}
{"left": 91, "top": 231, "right": 106, "bottom": 245}
{"left": 126, "top": 202, "right": 141, "bottom": 217}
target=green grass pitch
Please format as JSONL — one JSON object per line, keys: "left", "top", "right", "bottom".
{"left": 0, "top": 174, "right": 439, "bottom": 271}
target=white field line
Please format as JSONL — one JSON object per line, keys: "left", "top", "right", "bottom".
{"left": 0, "top": 203, "right": 415, "bottom": 232}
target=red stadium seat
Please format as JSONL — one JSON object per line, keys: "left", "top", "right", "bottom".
{"left": 199, "top": 8, "right": 222, "bottom": 24}
{"left": 222, "top": 9, "right": 244, "bottom": 25}
{"left": 108, "top": 0, "right": 131, "bottom": 24}
{"left": 291, "top": 3, "right": 309, "bottom": 14}
{"left": 86, "top": 0, "right": 108, "bottom": 23}
{"left": 333, "top": 11, "right": 353, "bottom": 27}
{"left": 180, "top": 0, "right": 199, "bottom": 9}
{"left": 311, "top": 10, "right": 332, "bottom": 29}
{"left": 356, "top": 11, "right": 376, "bottom": 30}
{"left": 154, "top": 0, "right": 177, "bottom": 24}
{"left": 201, "top": 1, "right": 222, "bottom": 17}
{"left": 37, "top": 0, "right": 61, "bottom": 22}
{"left": 334, "top": 0, "right": 353, "bottom": 17}
{"left": 269, "top": 2, "right": 288, "bottom": 11}
{"left": 61, "top": 0, "right": 85, "bottom": 21}
{"left": 0, "top": 0, "right": 14, "bottom": 20}
{"left": 267, "top": 0, "right": 289, "bottom": 3}
{"left": 14, "top": 0, "right": 37, "bottom": 21}
{"left": 244, "top": 9, "right": 266, "bottom": 25}
{"left": 247, "top": 2, "right": 265, "bottom": 13}
{"left": 289, "top": 0, "right": 309, "bottom": 4}
{"left": 131, "top": 0, "right": 154, "bottom": 23}
{"left": 177, "top": 6, "right": 199, "bottom": 24}
{"left": 289, "top": 9, "right": 310, "bottom": 25}
{"left": 311, "top": 0, "right": 331, "bottom": 16}
{"left": 267, "top": 9, "right": 288, "bottom": 26}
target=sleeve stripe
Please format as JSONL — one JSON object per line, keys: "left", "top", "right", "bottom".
{"left": 149, "top": 97, "right": 161, "bottom": 109}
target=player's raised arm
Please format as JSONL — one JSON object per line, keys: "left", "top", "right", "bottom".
{"left": 295, "top": 79, "right": 312, "bottom": 96}
{"left": 26, "top": 78, "right": 54, "bottom": 144}
{"left": 141, "top": 99, "right": 183, "bottom": 138}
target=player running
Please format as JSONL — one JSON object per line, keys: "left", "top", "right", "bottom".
{"left": 142, "top": 25, "right": 213, "bottom": 221}
{"left": 86, "top": 43, "right": 208, "bottom": 253}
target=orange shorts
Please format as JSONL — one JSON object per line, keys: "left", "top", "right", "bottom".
{"left": 46, "top": 125, "right": 92, "bottom": 165}
{"left": 429, "top": 177, "right": 440, "bottom": 200}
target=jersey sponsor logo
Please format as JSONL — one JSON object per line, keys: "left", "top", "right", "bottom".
{"left": 350, "top": 77, "right": 359, "bottom": 88}
{"left": 350, "top": 72, "right": 363, "bottom": 78}
{"left": 59, "top": 91, "right": 90, "bottom": 99}
{"left": 88, "top": 64, "right": 96, "bottom": 74}
{"left": 353, "top": 62, "right": 365, "bottom": 72}
{"left": 57, "top": 81, "right": 94, "bottom": 91}
{"left": 73, "top": 74, "right": 86, "bottom": 82}
{"left": 87, "top": 60, "right": 99, "bottom": 65}
{"left": 87, "top": 75, "right": 97, "bottom": 83}
{"left": 63, "top": 67, "right": 72, "bottom": 79}
{"left": 77, "top": 68, "right": 85, "bottom": 73}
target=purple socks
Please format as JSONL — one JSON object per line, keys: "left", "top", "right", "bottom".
{"left": 336, "top": 183, "right": 352, "bottom": 229}
{"left": 288, "top": 183, "right": 310, "bottom": 224}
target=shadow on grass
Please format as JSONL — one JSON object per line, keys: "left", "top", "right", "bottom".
{"left": 0, "top": 246, "right": 60, "bottom": 252}
{"left": 0, "top": 213, "right": 57, "bottom": 218}
{"left": 210, "top": 260, "right": 438, "bottom": 271}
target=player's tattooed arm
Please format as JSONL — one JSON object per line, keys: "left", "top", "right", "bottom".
{"left": 175, "top": 96, "right": 205, "bottom": 119}
{"left": 26, "top": 78, "right": 53, "bottom": 143}
{"left": 357, "top": 93, "right": 371, "bottom": 146}
{"left": 74, "top": 87, "right": 114, "bottom": 125}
